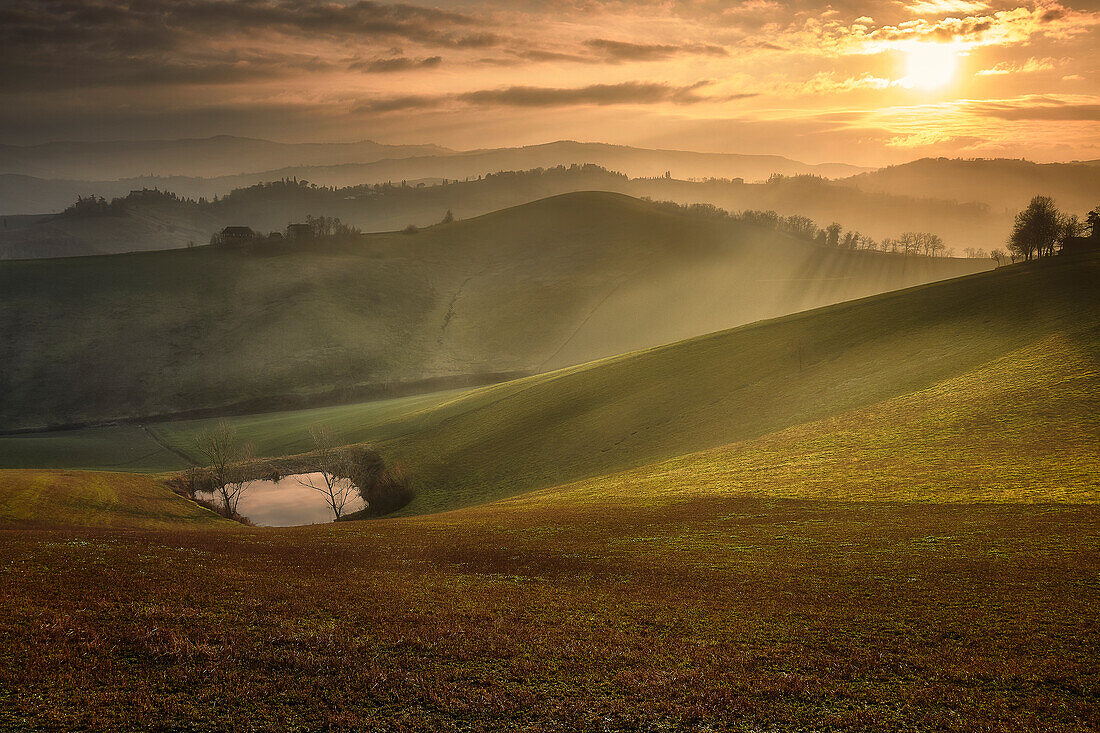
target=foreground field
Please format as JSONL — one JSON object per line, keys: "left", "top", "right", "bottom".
{"left": 1, "top": 493, "right": 1097, "bottom": 731}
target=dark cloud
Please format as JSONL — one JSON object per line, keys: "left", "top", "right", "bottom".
{"left": 458, "top": 81, "right": 732, "bottom": 107}
{"left": 0, "top": 50, "right": 338, "bottom": 92}
{"left": 584, "top": 39, "right": 728, "bottom": 62}
{"left": 349, "top": 56, "right": 444, "bottom": 73}
{"left": 355, "top": 95, "right": 446, "bottom": 113}
{"left": 512, "top": 49, "right": 593, "bottom": 63}
{"left": 0, "top": 0, "right": 497, "bottom": 91}
{"left": 166, "top": 0, "right": 485, "bottom": 44}
{"left": 355, "top": 80, "right": 751, "bottom": 113}
{"left": 969, "top": 99, "right": 1100, "bottom": 121}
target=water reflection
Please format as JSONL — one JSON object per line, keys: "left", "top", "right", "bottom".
{"left": 236, "top": 472, "right": 366, "bottom": 527}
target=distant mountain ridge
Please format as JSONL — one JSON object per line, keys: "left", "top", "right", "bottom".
{"left": 0, "top": 136, "right": 452, "bottom": 180}
{"left": 0, "top": 137, "right": 866, "bottom": 205}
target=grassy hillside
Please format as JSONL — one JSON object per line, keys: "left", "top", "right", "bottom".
{"left": 0, "top": 470, "right": 228, "bottom": 529}
{"left": 0, "top": 192, "right": 987, "bottom": 431}
{"left": 518, "top": 333, "right": 1099, "bottom": 511}
{"left": 368, "top": 255, "right": 1097, "bottom": 514}
{"left": 8, "top": 254, "right": 1087, "bottom": 518}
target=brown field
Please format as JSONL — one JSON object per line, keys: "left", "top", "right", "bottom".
{"left": 2, "top": 493, "right": 1097, "bottom": 731}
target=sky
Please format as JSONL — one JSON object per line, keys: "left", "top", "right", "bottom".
{"left": 1, "top": 0, "right": 1098, "bottom": 165}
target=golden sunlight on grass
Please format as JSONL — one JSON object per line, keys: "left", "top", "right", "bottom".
{"left": 902, "top": 43, "right": 960, "bottom": 89}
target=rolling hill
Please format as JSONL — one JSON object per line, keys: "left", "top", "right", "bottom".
{"left": 0, "top": 192, "right": 990, "bottom": 432}
{"left": 1, "top": 166, "right": 1003, "bottom": 260}
{"left": 357, "top": 254, "right": 1096, "bottom": 514}
{"left": 1, "top": 255, "right": 1094, "bottom": 732}
{"left": 843, "top": 157, "right": 1100, "bottom": 216}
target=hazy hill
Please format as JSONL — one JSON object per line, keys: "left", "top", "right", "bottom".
{"left": 1, "top": 167, "right": 1003, "bottom": 259}
{"left": 0, "top": 139, "right": 867, "bottom": 214}
{"left": 0, "top": 136, "right": 450, "bottom": 181}
{"left": 0, "top": 192, "right": 988, "bottom": 430}
{"left": 844, "top": 157, "right": 1100, "bottom": 215}
{"left": 295, "top": 140, "right": 867, "bottom": 186}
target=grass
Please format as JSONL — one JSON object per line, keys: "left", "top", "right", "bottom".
{"left": 0, "top": 496, "right": 1096, "bottom": 730}
{"left": 0, "top": 191, "right": 987, "bottom": 431}
{"left": 0, "top": 470, "right": 230, "bottom": 529}
{"left": 0, "top": 425, "right": 182, "bottom": 471}
{"left": 0, "top": 387, "right": 473, "bottom": 472}
{"left": 523, "top": 333, "right": 1099, "bottom": 509}
{"left": 148, "top": 386, "right": 471, "bottom": 464}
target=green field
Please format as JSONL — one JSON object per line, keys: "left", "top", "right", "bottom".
{"left": 0, "top": 388, "right": 472, "bottom": 472}
{"left": 0, "top": 192, "right": 988, "bottom": 431}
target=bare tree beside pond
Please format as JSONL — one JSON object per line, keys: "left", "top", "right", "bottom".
{"left": 193, "top": 420, "right": 254, "bottom": 518}
{"left": 297, "top": 425, "right": 357, "bottom": 520}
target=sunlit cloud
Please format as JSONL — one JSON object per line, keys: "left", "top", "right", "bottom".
{"left": 354, "top": 81, "right": 754, "bottom": 113}
{"left": 817, "top": 2, "right": 1099, "bottom": 56}
{"left": 976, "top": 57, "right": 1058, "bottom": 76}
{"left": 584, "top": 39, "right": 729, "bottom": 63}
{"left": 797, "top": 73, "right": 896, "bottom": 94}
{"left": 906, "top": 0, "right": 990, "bottom": 15}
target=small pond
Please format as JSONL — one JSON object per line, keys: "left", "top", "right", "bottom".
{"left": 235, "top": 472, "right": 366, "bottom": 527}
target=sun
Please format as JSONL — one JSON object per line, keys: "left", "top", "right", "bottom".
{"left": 902, "top": 44, "right": 959, "bottom": 89}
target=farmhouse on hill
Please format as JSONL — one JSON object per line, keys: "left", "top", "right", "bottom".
{"left": 1060, "top": 234, "right": 1099, "bottom": 257}
{"left": 213, "top": 226, "right": 257, "bottom": 246}
{"left": 286, "top": 223, "right": 312, "bottom": 240}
